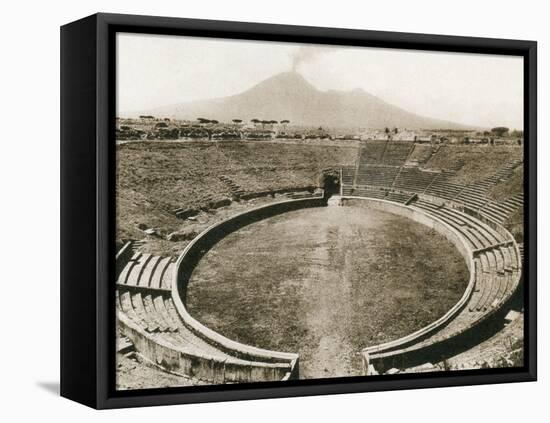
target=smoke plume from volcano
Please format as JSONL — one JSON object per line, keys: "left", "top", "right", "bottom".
{"left": 290, "top": 46, "right": 335, "bottom": 71}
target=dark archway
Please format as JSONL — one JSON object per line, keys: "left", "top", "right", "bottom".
{"left": 318, "top": 168, "right": 340, "bottom": 195}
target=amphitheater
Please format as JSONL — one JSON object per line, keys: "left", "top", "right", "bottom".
{"left": 116, "top": 139, "right": 524, "bottom": 386}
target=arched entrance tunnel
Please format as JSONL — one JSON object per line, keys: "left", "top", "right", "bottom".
{"left": 319, "top": 168, "right": 341, "bottom": 195}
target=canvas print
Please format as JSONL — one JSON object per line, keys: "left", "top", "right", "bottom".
{"left": 115, "top": 33, "right": 525, "bottom": 390}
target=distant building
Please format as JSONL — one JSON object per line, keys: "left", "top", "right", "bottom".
{"left": 392, "top": 130, "right": 417, "bottom": 141}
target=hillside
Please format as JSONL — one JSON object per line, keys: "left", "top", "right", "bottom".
{"left": 128, "top": 72, "right": 470, "bottom": 130}
{"left": 116, "top": 140, "right": 357, "bottom": 243}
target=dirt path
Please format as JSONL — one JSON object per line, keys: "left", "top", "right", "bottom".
{"left": 300, "top": 217, "right": 356, "bottom": 378}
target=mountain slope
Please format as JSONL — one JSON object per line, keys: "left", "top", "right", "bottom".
{"left": 130, "top": 72, "right": 469, "bottom": 129}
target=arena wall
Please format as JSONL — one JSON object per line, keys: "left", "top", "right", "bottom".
{"left": 117, "top": 311, "right": 292, "bottom": 383}
{"left": 171, "top": 195, "right": 326, "bottom": 378}
{"left": 343, "top": 198, "right": 476, "bottom": 363}
{"left": 346, "top": 197, "right": 522, "bottom": 373}
{"left": 118, "top": 190, "right": 520, "bottom": 380}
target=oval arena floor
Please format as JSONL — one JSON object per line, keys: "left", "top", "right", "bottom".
{"left": 186, "top": 204, "right": 469, "bottom": 378}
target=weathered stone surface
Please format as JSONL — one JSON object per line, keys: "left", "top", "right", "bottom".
{"left": 137, "top": 223, "right": 148, "bottom": 230}
{"left": 367, "top": 364, "right": 379, "bottom": 375}
{"left": 144, "top": 228, "right": 157, "bottom": 236}
{"left": 175, "top": 208, "right": 200, "bottom": 219}
{"left": 505, "top": 310, "right": 520, "bottom": 322}
{"left": 208, "top": 197, "right": 231, "bottom": 209}
{"left": 414, "top": 362, "right": 435, "bottom": 372}
{"left": 167, "top": 229, "right": 199, "bottom": 242}
{"left": 117, "top": 337, "right": 134, "bottom": 354}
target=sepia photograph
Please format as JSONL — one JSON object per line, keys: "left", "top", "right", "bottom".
{"left": 114, "top": 32, "right": 525, "bottom": 390}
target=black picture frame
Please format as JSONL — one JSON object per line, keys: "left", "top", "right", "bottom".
{"left": 60, "top": 12, "right": 537, "bottom": 409}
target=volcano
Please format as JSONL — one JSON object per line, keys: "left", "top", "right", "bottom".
{"left": 131, "top": 72, "right": 468, "bottom": 129}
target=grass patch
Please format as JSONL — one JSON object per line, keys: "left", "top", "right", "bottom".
{"left": 488, "top": 165, "right": 524, "bottom": 201}
{"left": 116, "top": 141, "right": 356, "bottom": 242}
{"left": 424, "top": 145, "right": 522, "bottom": 184}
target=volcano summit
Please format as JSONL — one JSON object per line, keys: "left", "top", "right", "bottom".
{"left": 130, "top": 72, "right": 468, "bottom": 129}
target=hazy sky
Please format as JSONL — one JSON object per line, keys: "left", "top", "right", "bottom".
{"left": 117, "top": 33, "right": 524, "bottom": 129}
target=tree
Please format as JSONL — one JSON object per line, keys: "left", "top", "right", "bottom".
{"left": 491, "top": 127, "right": 510, "bottom": 137}
{"left": 251, "top": 118, "right": 260, "bottom": 127}
{"left": 385, "top": 127, "right": 390, "bottom": 134}
{"left": 210, "top": 120, "right": 219, "bottom": 124}
{"left": 394, "top": 127, "right": 398, "bottom": 134}
{"left": 511, "top": 129, "right": 524, "bottom": 138}
{"left": 232, "top": 119, "right": 242, "bottom": 124}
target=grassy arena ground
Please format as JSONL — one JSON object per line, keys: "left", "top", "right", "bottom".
{"left": 186, "top": 203, "right": 469, "bottom": 379}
